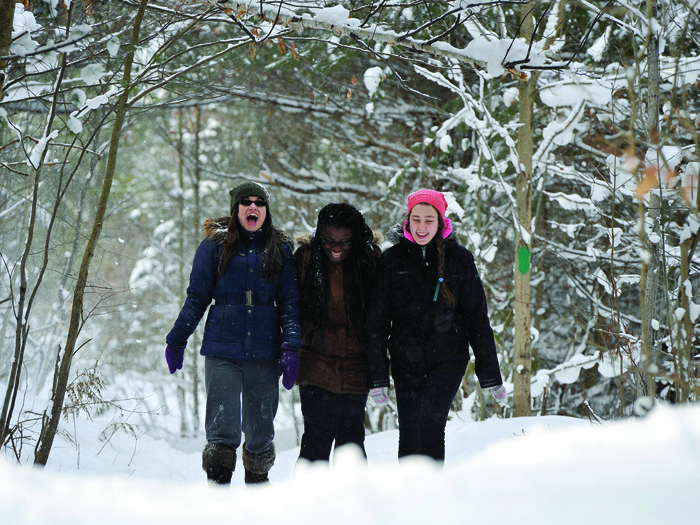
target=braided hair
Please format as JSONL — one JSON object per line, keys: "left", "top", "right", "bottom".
{"left": 434, "top": 214, "right": 455, "bottom": 308}
{"left": 406, "top": 207, "right": 456, "bottom": 308}
{"left": 217, "top": 205, "right": 291, "bottom": 281}
{"left": 300, "top": 203, "right": 378, "bottom": 333}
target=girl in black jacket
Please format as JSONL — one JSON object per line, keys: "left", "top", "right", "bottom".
{"left": 367, "top": 189, "right": 505, "bottom": 462}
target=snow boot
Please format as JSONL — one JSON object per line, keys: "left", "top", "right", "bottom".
{"left": 202, "top": 442, "right": 236, "bottom": 485}
{"left": 242, "top": 442, "right": 275, "bottom": 485}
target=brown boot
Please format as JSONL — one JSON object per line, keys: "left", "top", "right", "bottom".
{"left": 241, "top": 442, "right": 275, "bottom": 485}
{"left": 202, "top": 442, "right": 236, "bottom": 485}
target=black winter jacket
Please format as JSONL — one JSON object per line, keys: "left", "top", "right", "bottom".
{"left": 166, "top": 218, "right": 301, "bottom": 360}
{"left": 367, "top": 233, "right": 502, "bottom": 389}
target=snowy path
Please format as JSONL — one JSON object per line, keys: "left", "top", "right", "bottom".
{"left": 2, "top": 406, "right": 699, "bottom": 524}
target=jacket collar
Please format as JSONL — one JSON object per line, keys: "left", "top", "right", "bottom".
{"left": 241, "top": 226, "right": 266, "bottom": 245}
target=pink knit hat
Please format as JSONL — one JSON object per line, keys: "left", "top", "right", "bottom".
{"left": 403, "top": 189, "right": 453, "bottom": 243}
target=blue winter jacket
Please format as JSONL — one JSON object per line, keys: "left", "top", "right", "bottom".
{"left": 166, "top": 218, "right": 302, "bottom": 360}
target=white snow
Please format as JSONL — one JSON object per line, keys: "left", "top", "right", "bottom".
{"left": 2, "top": 404, "right": 699, "bottom": 523}
{"left": 464, "top": 36, "right": 546, "bottom": 78}
{"left": 27, "top": 130, "right": 59, "bottom": 169}
{"left": 363, "top": 67, "right": 384, "bottom": 97}
{"left": 81, "top": 63, "right": 105, "bottom": 85}
{"left": 313, "top": 5, "right": 350, "bottom": 25}
{"left": 67, "top": 114, "right": 83, "bottom": 134}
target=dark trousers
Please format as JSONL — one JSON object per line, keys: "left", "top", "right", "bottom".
{"left": 297, "top": 385, "right": 368, "bottom": 462}
{"left": 393, "top": 361, "right": 467, "bottom": 462}
{"left": 204, "top": 357, "right": 279, "bottom": 454}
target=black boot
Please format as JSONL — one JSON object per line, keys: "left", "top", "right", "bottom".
{"left": 242, "top": 442, "right": 275, "bottom": 485}
{"left": 202, "top": 442, "right": 236, "bottom": 485}
{"left": 244, "top": 468, "right": 269, "bottom": 484}
{"left": 207, "top": 466, "right": 233, "bottom": 484}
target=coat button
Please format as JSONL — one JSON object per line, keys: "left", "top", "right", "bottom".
{"left": 247, "top": 309, "right": 252, "bottom": 314}
{"left": 249, "top": 268, "right": 253, "bottom": 273}
{"left": 247, "top": 332, "right": 251, "bottom": 336}
{"left": 249, "top": 249, "right": 253, "bottom": 253}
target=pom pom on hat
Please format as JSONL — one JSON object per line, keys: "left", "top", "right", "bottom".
{"left": 229, "top": 181, "right": 270, "bottom": 215}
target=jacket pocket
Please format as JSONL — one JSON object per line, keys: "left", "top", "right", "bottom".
{"left": 203, "top": 305, "right": 224, "bottom": 342}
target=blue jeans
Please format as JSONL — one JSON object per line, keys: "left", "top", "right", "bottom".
{"left": 204, "top": 357, "right": 278, "bottom": 454}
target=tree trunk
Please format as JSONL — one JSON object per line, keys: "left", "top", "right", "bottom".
{"left": 640, "top": 0, "right": 660, "bottom": 402}
{"left": 0, "top": 0, "right": 15, "bottom": 101}
{"left": 512, "top": 4, "right": 536, "bottom": 418}
{"left": 34, "top": 0, "right": 151, "bottom": 466}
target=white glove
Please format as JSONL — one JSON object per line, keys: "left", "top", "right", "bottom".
{"left": 369, "top": 387, "right": 389, "bottom": 405}
{"left": 490, "top": 384, "right": 507, "bottom": 404}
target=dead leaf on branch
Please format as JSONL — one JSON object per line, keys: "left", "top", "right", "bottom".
{"left": 636, "top": 166, "right": 659, "bottom": 198}
{"left": 277, "top": 38, "right": 287, "bottom": 54}
{"left": 507, "top": 68, "right": 528, "bottom": 81}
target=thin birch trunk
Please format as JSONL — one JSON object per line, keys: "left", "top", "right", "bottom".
{"left": 512, "top": 3, "right": 536, "bottom": 418}
{"left": 34, "top": 0, "right": 151, "bottom": 466}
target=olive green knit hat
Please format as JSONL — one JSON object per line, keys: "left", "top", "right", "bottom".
{"left": 229, "top": 181, "right": 270, "bottom": 215}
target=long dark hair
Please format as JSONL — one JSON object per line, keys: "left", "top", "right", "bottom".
{"left": 217, "top": 205, "right": 291, "bottom": 281}
{"left": 406, "top": 207, "right": 455, "bottom": 308}
{"left": 300, "top": 203, "right": 378, "bottom": 331}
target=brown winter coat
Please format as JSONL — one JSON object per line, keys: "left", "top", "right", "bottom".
{"left": 294, "top": 241, "right": 381, "bottom": 394}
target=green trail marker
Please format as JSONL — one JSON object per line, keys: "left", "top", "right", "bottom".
{"left": 518, "top": 246, "right": 530, "bottom": 274}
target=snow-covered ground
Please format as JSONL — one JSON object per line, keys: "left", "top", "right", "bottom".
{"left": 2, "top": 404, "right": 699, "bottom": 524}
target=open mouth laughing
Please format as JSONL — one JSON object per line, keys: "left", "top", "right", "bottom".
{"left": 246, "top": 212, "right": 259, "bottom": 228}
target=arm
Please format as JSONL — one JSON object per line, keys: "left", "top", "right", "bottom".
{"left": 165, "top": 239, "right": 218, "bottom": 348}
{"left": 456, "top": 249, "right": 503, "bottom": 389}
{"left": 277, "top": 243, "right": 302, "bottom": 350}
{"left": 366, "top": 253, "right": 392, "bottom": 388}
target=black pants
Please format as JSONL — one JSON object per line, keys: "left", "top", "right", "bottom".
{"left": 297, "top": 385, "right": 368, "bottom": 462}
{"left": 393, "top": 361, "right": 467, "bottom": 462}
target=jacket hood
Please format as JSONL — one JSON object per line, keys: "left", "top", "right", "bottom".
{"left": 385, "top": 223, "right": 405, "bottom": 245}
{"left": 202, "top": 217, "right": 229, "bottom": 243}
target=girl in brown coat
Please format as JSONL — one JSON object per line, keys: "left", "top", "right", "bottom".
{"left": 294, "top": 203, "right": 381, "bottom": 462}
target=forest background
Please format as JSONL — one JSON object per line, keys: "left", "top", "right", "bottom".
{"left": 1, "top": 0, "right": 698, "bottom": 467}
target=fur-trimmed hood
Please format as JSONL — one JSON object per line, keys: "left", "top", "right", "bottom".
{"left": 202, "top": 217, "right": 229, "bottom": 243}
{"left": 385, "top": 223, "right": 405, "bottom": 245}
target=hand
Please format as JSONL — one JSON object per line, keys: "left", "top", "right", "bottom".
{"left": 369, "top": 387, "right": 389, "bottom": 405}
{"left": 490, "top": 384, "right": 507, "bottom": 404}
{"left": 165, "top": 344, "right": 186, "bottom": 374}
{"left": 278, "top": 343, "right": 299, "bottom": 390}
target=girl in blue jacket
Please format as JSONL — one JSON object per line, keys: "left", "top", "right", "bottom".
{"left": 165, "top": 181, "right": 301, "bottom": 485}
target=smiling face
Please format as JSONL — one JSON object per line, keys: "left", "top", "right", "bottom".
{"left": 321, "top": 225, "right": 353, "bottom": 264}
{"left": 237, "top": 195, "right": 268, "bottom": 232}
{"left": 408, "top": 203, "right": 439, "bottom": 245}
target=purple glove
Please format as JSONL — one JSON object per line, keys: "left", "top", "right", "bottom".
{"left": 490, "top": 384, "right": 507, "bottom": 403}
{"left": 165, "top": 344, "right": 186, "bottom": 374}
{"left": 278, "top": 342, "right": 299, "bottom": 390}
{"left": 369, "top": 387, "right": 389, "bottom": 405}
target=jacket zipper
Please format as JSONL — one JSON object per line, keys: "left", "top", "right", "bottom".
{"left": 421, "top": 246, "right": 442, "bottom": 302}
